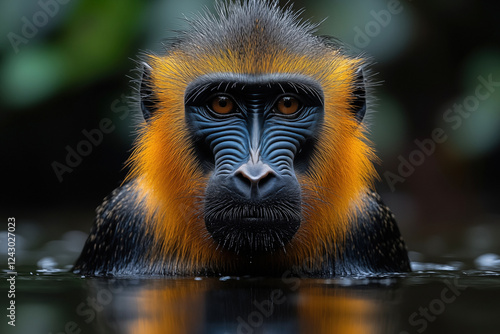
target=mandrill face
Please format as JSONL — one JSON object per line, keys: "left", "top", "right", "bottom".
{"left": 184, "top": 74, "right": 325, "bottom": 255}
{"left": 131, "top": 0, "right": 374, "bottom": 270}
{"left": 74, "top": 0, "right": 410, "bottom": 277}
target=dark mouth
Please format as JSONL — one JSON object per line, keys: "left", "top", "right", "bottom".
{"left": 204, "top": 202, "right": 301, "bottom": 255}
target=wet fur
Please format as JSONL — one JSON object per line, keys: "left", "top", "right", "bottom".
{"left": 74, "top": 0, "right": 410, "bottom": 277}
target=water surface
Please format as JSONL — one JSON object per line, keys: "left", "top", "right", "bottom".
{"left": 2, "top": 263, "right": 500, "bottom": 334}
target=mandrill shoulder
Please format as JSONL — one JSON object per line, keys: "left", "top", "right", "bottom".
{"left": 73, "top": 182, "right": 154, "bottom": 276}
{"left": 335, "top": 191, "right": 411, "bottom": 275}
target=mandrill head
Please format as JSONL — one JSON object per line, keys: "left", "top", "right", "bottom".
{"left": 127, "top": 0, "right": 376, "bottom": 272}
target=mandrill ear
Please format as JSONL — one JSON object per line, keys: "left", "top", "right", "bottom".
{"left": 139, "top": 62, "right": 156, "bottom": 122}
{"left": 352, "top": 67, "right": 367, "bottom": 123}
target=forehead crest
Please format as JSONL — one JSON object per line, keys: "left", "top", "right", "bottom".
{"left": 181, "top": 0, "right": 322, "bottom": 56}
{"left": 148, "top": 0, "right": 363, "bottom": 98}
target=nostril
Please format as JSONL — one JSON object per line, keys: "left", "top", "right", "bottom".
{"left": 235, "top": 162, "right": 276, "bottom": 189}
{"left": 235, "top": 170, "right": 253, "bottom": 188}
{"left": 256, "top": 170, "right": 273, "bottom": 188}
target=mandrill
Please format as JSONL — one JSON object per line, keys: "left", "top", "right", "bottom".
{"left": 74, "top": 0, "right": 410, "bottom": 277}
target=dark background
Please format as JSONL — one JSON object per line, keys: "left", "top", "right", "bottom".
{"left": 1, "top": 0, "right": 499, "bottom": 265}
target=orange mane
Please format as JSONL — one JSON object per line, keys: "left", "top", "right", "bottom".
{"left": 126, "top": 11, "right": 377, "bottom": 273}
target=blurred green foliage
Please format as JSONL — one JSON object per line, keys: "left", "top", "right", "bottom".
{"left": 1, "top": 0, "right": 144, "bottom": 107}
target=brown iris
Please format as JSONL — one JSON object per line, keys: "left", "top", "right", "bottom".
{"left": 210, "top": 96, "right": 235, "bottom": 114}
{"left": 276, "top": 96, "right": 300, "bottom": 115}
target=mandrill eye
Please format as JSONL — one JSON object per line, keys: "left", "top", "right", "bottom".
{"left": 276, "top": 96, "right": 300, "bottom": 115}
{"left": 210, "top": 95, "right": 235, "bottom": 114}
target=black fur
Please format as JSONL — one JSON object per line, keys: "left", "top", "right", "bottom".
{"left": 73, "top": 183, "right": 153, "bottom": 276}
{"left": 333, "top": 192, "right": 411, "bottom": 276}
{"left": 74, "top": 0, "right": 410, "bottom": 277}
{"left": 74, "top": 184, "right": 409, "bottom": 276}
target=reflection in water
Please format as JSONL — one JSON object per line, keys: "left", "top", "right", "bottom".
{"left": 5, "top": 268, "right": 500, "bottom": 334}
{"left": 298, "top": 286, "right": 393, "bottom": 334}
{"left": 83, "top": 276, "right": 401, "bottom": 334}
{"left": 132, "top": 279, "right": 208, "bottom": 334}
